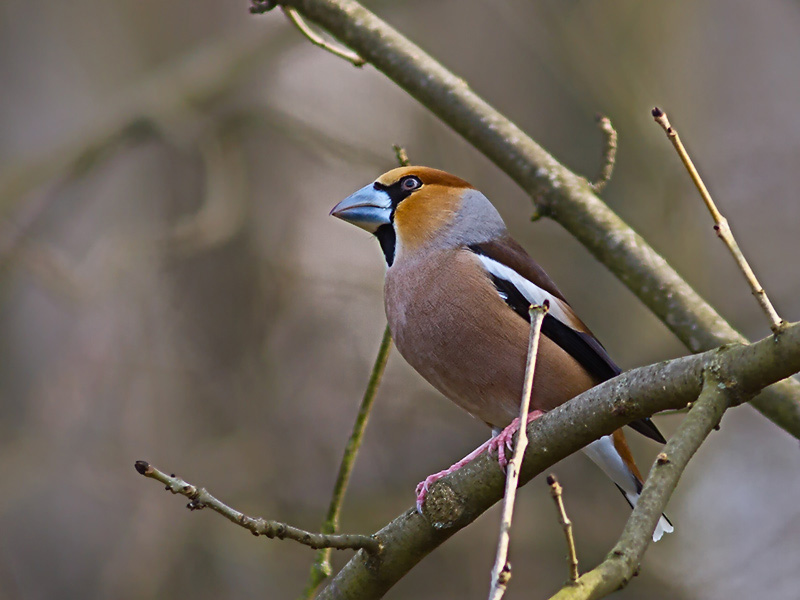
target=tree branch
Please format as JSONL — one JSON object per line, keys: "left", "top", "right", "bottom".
{"left": 315, "top": 322, "right": 800, "bottom": 599}
{"left": 133, "top": 461, "right": 381, "bottom": 554}
{"left": 274, "top": 0, "right": 800, "bottom": 438}
{"left": 548, "top": 369, "right": 733, "bottom": 600}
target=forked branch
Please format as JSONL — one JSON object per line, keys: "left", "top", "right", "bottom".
{"left": 548, "top": 369, "right": 734, "bottom": 600}
{"left": 282, "top": 5, "right": 366, "bottom": 66}
{"left": 315, "top": 323, "right": 800, "bottom": 599}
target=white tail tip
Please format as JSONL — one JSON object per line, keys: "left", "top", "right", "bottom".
{"left": 653, "top": 515, "right": 674, "bottom": 542}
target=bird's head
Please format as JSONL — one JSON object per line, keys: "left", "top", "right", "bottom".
{"left": 331, "top": 166, "right": 506, "bottom": 266}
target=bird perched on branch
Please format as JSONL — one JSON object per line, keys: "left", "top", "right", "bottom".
{"left": 330, "top": 166, "right": 673, "bottom": 541}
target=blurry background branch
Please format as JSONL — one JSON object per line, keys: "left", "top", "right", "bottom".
{"left": 0, "top": 27, "right": 293, "bottom": 261}
{"left": 272, "top": 0, "right": 800, "bottom": 438}
{"left": 316, "top": 322, "right": 800, "bottom": 599}
{"left": 163, "top": 129, "right": 249, "bottom": 257}
{"left": 0, "top": 121, "right": 152, "bottom": 267}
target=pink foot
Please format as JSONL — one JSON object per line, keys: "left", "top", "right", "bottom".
{"left": 488, "top": 410, "right": 545, "bottom": 470}
{"left": 415, "top": 410, "right": 545, "bottom": 513}
{"left": 415, "top": 438, "right": 492, "bottom": 513}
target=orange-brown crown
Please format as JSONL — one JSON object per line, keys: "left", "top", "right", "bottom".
{"left": 376, "top": 166, "right": 474, "bottom": 255}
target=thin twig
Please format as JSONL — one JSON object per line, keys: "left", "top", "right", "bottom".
{"left": 392, "top": 144, "right": 410, "bottom": 167}
{"left": 300, "top": 325, "right": 392, "bottom": 598}
{"left": 651, "top": 107, "right": 784, "bottom": 333}
{"left": 547, "top": 369, "right": 734, "bottom": 600}
{"left": 547, "top": 474, "right": 579, "bottom": 583}
{"left": 134, "top": 460, "right": 382, "bottom": 554}
{"left": 488, "top": 302, "right": 549, "bottom": 600}
{"left": 589, "top": 115, "right": 617, "bottom": 193}
{"left": 282, "top": 6, "right": 366, "bottom": 67}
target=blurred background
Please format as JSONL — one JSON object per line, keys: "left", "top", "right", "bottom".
{"left": 2, "top": 1, "right": 799, "bottom": 598}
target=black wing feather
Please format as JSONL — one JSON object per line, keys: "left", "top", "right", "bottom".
{"left": 486, "top": 272, "right": 666, "bottom": 444}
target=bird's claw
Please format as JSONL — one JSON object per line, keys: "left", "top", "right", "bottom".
{"left": 415, "top": 411, "right": 543, "bottom": 511}
{"left": 488, "top": 410, "right": 545, "bottom": 470}
{"left": 488, "top": 420, "right": 518, "bottom": 470}
{"left": 415, "top": 471, "right": 448, "bottom": 513}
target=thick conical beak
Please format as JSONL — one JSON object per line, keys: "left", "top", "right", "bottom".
{"left": 330, "top": 184, "right": 392, "bottom": 233}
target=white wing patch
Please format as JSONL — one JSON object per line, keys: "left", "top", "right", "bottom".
{"left": 475, "top": 254, "right": 574, "bottom": 327}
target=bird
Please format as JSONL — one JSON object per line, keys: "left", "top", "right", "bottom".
{"left": 330, "top": 166, "right": 673, "bottom": 541}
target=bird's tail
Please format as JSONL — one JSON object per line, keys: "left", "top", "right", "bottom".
{"left": 582, "top": 431, "right": 674, "bottom": 542}
{"left": 615, "top": 484, "right": 674, "bottom": 542}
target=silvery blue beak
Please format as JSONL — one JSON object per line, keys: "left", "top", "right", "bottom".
{"left": 330, "top": 184, "right": 392, "bottom": 233}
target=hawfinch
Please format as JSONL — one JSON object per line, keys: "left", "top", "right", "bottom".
{"left": 331, "top": 166, "right": 673, "bottom": 541}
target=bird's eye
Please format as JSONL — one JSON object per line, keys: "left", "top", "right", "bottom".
{"left": 400, "top": 176, "right": 422, "bottom": 191}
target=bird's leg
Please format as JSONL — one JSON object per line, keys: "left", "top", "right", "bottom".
{"left": 488, "top": 409, "right": 545, "bottom": 470}
{"left": 415, "top": 410, "right": 545, "bottom": 513}
{"left": 415, "top": 437, "right": 494, "bottom": 513}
